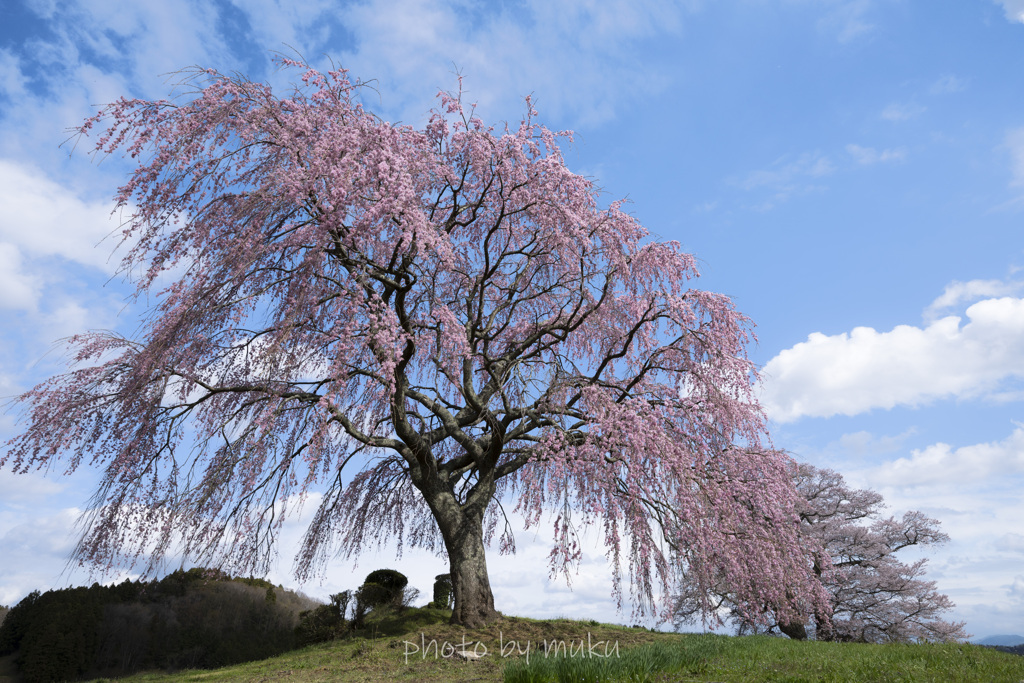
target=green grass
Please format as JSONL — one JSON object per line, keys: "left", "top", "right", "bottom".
{"left": 77, "top": 608, "right": 1024, "bottom": 683}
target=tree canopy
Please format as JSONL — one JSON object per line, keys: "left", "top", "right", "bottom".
{"left": 3, "top": 60, "right": 827, "bottom": 627}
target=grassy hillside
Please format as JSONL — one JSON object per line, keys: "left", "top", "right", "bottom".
{"left": 78, "top": 607, "right": 1024, "bottom": 683}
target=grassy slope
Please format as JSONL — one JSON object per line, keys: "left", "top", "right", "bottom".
{"left": 79, "top": 608, "right": 1024, "bottom": 683}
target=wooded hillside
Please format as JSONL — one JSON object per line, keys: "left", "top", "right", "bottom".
{"left": 0, "top": 569, "right": 319, "bottom": 683}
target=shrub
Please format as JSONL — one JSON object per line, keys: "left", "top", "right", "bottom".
{"left": 295, "top": 604, "right": 345, "bottom": 645}
{"left": 352, "top": 583, "right": 393, "bottom": 627}
{"left": 362, "top": 569, "right": 408, "bottom": 606}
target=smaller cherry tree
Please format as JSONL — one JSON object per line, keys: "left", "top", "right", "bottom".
{"left": 672, "top": 462, "right": 968, "bottom": 643}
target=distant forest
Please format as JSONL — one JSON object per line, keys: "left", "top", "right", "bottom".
{"left": 0, "top": 568, "right": 321, "bottom": 683}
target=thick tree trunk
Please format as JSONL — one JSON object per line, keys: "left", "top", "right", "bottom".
{"left": 778, "top": 620, "right": 808, "bottom": 640}
{"left": 417, "top": 476, "right": 501, "bottom": 628}
{"left": 444, "top": 517, "right": 500, "bottom": 627}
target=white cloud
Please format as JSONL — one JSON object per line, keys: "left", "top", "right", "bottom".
{"left": 0, "top": 505, "right": 96, "bottom": 606}
{"left": 995, "top": 533, "right": 1024, "bottom": 554}
{"left": 880, "top": 102, "right": 925, "bottom": 122}
{"left": 22, "top": 0, "right": 227, "bottom": 98}
{"left": 761, "top": 296, "right": 1024, "bottom": 422}
{"left": 0, "top": 1, "right": 242, "bottom": 177}
{"left": 929, "top": 74, "right": 966, "bottom": 95}
{"left": 867, "top": 425, "right": 1024, "bottom": 488}
{"left": 228, "top": 0, "right": 344, "bottom": 57}
{"left": 994, "top": 0, "right": 1024, "bottom": 23}
{"left": 834, "top": 428, "right": 916, "bottom": 457}
{"left": 322, "top": 0, "right": 685, "bottom": 126}
{"left": 0, "top": 472, "right": 66, "bottom": 508}
{"left": 0, "top": 478, "right": 642, "bottom": 624}
{"left": 0, "top": 244, "right": 41, "bottom": 311}
{"left": 1004, "top": 127, "right": 1024, "bottom": 189}
{"left": 846, "top": 143, "right": 906, "bottom": 165}
{"left": 0, "top": 48, "right": 28, "bottom": 99}
{"left": 1009, "top": 575, "right": 1024, "bottom": 602}
{"left": 925, "top": 278, "right": 1024, "bottom": 320}
{"left": 0, "top": 160, "right": 126, "bottom": 273}
{"left": 2, "top": 0, "right": 687, "bottom": 169}
{"left": 815, "top": 0, "right": 875, "bottom": 43}
{"left": 735, "top": 151, "right": 833, "bottom": 210}
{"left": 741, "top": 151, "right": 834, "bottom": 190}
{"left": 39, "top": 301, "right": 105, "bottom": 347}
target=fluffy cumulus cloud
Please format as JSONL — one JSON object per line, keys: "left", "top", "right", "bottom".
{"left": 0, "top": 160, "right": 126, "bottom": 273}
{"left": 825, "top": 423, "right": 1024, "bottom": 635}
{"left": 761, "top": 294, "right": 1024, "bottom": 422}
{"left": 0, "top": 244, "right": 40, "bottom": 311}
{"left": 866, "top": 425, "right": 1024, "bottom": 488}
{"left": 925, "top": 278, "right": 1024, "bottom": 321}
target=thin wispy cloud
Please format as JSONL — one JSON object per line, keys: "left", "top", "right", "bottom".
{"left": 994, "top": 0, "right": 1024, "bottom": 23}
{"left": 846, "top": 143, "right": 906, "bottom": 165}
{"left": 330, "top": 0, "right": 686, "bottom": 126}
{"left": 881, "top": 102, "right": 926, "bottom": 121}
{"left": 740, "top": 152, "right": 835, "bottom": 190}
{"left": 929, "top": 74, "right": 967, "bottom": 95}
{"left": 734, "top": 151, "right": 834, "bottom": 209}
{"left": 814, "top": 0, "right": 876, "bottom": 43}
{"left": 1004, "top": 127, "right": 1024, "bottom": 188}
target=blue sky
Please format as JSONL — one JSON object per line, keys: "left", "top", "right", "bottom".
{"left": 1, "top": 0, "right": 1023, "bottom": 639}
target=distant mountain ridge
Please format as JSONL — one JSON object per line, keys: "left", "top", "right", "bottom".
{"left": 976, "top": 635, "right": 1024, "bottom": 647}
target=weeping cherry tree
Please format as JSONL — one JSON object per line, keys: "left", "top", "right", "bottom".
{"left": 2, "top": 61, "right": 829, "bottom": 628}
